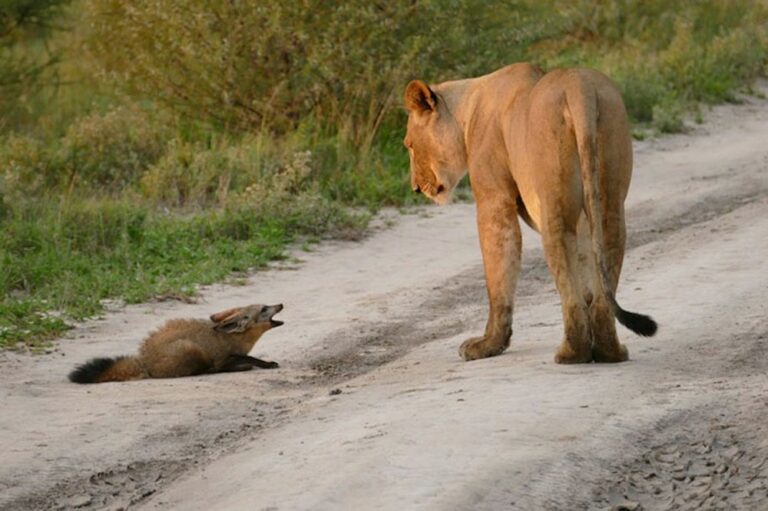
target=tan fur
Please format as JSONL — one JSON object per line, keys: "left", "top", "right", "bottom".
{"left": 71, "top": 304, "right": 283, "bottom": 383}
{"left": 404, "top": 63, "right": 639, "bottom": 364}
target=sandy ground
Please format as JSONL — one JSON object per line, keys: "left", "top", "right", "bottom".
{"left": 2, "top": 90, "right": 768, "bottom": 511}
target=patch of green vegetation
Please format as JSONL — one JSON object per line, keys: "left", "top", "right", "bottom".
{"left": 528, "top": 0, "right": 768, "bottom": 134}
{"left": 0, "top": 197, "right": 366, "bottom": 348}
{"left": 2, "top": 0, "right": 768, "bottom": 348}
{"left": 0, "top": 300, "right": 71, "bottom": 350}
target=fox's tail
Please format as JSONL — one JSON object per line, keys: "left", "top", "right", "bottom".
{"left": 68, "top": 356, "right": 147, "bottom": 384}
{"left": 568, "top": 76, "right": 658, "bottom": 337}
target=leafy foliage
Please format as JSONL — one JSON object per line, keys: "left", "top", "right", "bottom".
{"left": 84, "top": 1, "right": 555, "bottom": 142}
{"left": 530, "top": 0, "right": 768, "bottom": 130}
{"left": 1, "top": 105, "right": 170, "bottom": 196}
{"left": 0, "top": 0, "right": 72, "bottom": 129}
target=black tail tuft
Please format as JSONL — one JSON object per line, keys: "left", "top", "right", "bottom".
{"left": 615, "top": 307, "right": 658, "bottom": 337}
{"left": 68, "top": 357, "right": 118, "bottom": 384}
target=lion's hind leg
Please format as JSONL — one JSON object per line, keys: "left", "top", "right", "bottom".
{"left": 589, "top": 204, "right": 629, "bottom": 363}
{"left": 541, "top": 216, "right": 594, "bottom": 364}
{"left": 590, "top": 297, "right": 628, "bottom": 363}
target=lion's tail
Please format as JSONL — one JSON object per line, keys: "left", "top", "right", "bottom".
{"left": 68, "top": 356, "right": 147, "bottom": 384}
{"left": 568, "top": 78, "right": 657, "bottom": 337}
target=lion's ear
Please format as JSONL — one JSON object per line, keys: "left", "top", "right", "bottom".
{"left": 405, "top": 80, "right": 438, "bottom": 113}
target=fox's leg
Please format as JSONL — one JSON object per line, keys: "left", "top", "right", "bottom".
{"left": 218, "top": 356, "right": 256, "bottom": 373}
{"left": 224, "top": 354, "right": 279, "bottom": 370}
{"left": 245, "top": 356, "right": 280, "bottom": 369}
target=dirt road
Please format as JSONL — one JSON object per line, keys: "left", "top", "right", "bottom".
{"left": 2, "top": 91, "right": 768, "bottom": 510}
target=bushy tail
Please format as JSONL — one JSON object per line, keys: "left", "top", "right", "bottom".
{"left": 568, "top": 77, "right": 658, "bottom": 337}
{"left": 68, "top": 356, "right": 146, "bottom": 384}
{"left": 614, "top": 306, "right": 657, "bottom": 336}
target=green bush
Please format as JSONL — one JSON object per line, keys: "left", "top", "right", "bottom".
{"left": 532, "top": 0, "right": 768, "bottom": 132}
{"left": 140, "top": 137, "right": 267, "bottom": 207}
{"left": 0, "top": 0, "right": 73, "bottom": 131}
{"left": 83, "top": 1, "right": 555, "bottom": 143}
{"left": 141, "top": 140, "right": 227, "bottom": 207}
{"left": 79, "top": 0, "right": 768, "bottom": 196}
{"left": 1, "top": 104, "right": 170, "bottom": 196}
{"left": 85, "top": 1, "right": 424, "bottom": 138}
{"left": 0, "top": 134, "right": 56, "bottom": 197}
{"left": 60, "top": 105, "right": 170, "bottom": 190}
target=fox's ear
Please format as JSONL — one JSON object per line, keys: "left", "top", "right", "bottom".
{"left": 404, "top": 80, "right": 437, "bottom": 114}
{"left": 210, "top": 307, "right": 241, "bottom": 324}
{"left": 211, "top": 308, "right": 249, "bottom": 333}
{"left": 214, "top": 316, "right": 249, "bottom": 334}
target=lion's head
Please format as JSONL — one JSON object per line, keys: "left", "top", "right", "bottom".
{"left": 403, "top": 80, "right": 467, "bottom": 205}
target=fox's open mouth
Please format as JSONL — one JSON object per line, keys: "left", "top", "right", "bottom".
{"left": 267, "top": 303, "right": 284, "bottom": 327}
{"left": 269, "top": 312, "right": 284, "bottom": 327}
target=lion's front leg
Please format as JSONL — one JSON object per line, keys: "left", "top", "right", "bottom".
{"left": 459, "top": 197, "right": 521, "bottom": 361}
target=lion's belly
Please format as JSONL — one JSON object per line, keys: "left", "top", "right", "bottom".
{"left": 517, "top": 188, "right": 541, "bottom": 232}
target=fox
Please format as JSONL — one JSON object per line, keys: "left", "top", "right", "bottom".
{"left": 68, "top": 303, "right": 284, "bottom": 384}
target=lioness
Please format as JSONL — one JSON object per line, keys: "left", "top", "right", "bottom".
{"left": 404, "top": 63, "right": 657, "bottom": 364}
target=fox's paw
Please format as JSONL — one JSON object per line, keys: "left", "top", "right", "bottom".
{"left": 262, "top": 360, "right": 279, "bottom": 369}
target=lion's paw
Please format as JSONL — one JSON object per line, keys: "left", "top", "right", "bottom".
{"left": 459, "top": 336, "right": 508, "bottom": 361}
{"left": 592, "top": 342, "right": 629, "bottom": 363}
{"left": 554, "top": 340, "right": 593, "bottom": 364}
